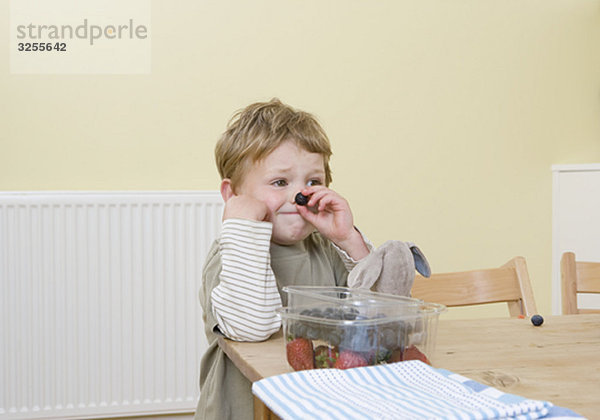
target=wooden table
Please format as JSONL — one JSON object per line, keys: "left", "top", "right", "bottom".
{"left": 219, "top": 314, "right": 600, "bottom": 419}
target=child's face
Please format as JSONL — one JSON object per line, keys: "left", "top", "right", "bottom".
{"left": 236, "top": 140, "right": 326, "bottom": 245}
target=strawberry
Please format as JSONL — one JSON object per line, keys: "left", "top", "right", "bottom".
{"left": 286, "top": 338, "right": 314, "bottom": 371}
{"left": 402, "top": 345, "right": 431, "bottom": 365}
{"left": 314, "top": 345, "right": 339, "bottom": 368}
{"left": 333, "top": 350, "right": 368, "bottom": 369}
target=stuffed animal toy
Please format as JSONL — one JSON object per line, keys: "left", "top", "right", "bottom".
{"left": 347, "top": 240, "right": 431, "bottom": 296}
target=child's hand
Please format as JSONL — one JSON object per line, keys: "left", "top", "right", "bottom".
{"left": 223, "top": 195, "right": 269, "bottom": 222}
{"left": 296, "top": 186, "right": 369, "bottom": 260}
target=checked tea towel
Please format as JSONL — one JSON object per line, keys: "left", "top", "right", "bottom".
{"left": 252, "top": 360, "right": 583, "bottom": 420}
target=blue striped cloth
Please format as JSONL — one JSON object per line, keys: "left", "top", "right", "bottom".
{"left": 252, "top": 360, "right": 583, "bottom": 419}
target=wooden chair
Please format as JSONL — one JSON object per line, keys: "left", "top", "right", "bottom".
{"left": 411, "top": 256, "right": 537, "bottom": 317}
{"left": 560, "top": 252, "right": 600, "bottom": 314}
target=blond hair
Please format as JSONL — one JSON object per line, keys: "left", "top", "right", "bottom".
{"left": 215, "top": 98, "right": 333, "bottom": 189}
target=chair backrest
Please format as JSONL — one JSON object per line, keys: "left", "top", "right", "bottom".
{"left": 411, "top": 256, "right": 537, "bottom": 317}
{"left": 560, "top": 252, "right": 600, "bottom": 314}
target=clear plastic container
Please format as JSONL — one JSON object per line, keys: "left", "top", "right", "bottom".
{"left": 283, "top": 285, "right": 424, "bottom": 311}
{"left": 276, "top": 290, "right": 446, "bottom": 371}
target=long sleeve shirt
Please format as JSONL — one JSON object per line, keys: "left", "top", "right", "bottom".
{"left": 195, "top": 218, "right": 372, "bottom": 420}
{"left": 210, "top": 218, "right": 371, "bottom": 341}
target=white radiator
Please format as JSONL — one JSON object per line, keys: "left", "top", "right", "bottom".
{"left": 0, "top": 191, "right": 224, "bottom": 419}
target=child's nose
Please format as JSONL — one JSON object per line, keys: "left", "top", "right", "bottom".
{"left": 288, "top": 190, "right": 298, "bottom": 203}
{"left": 289, "top": 186, "right": 302, "bottom": 203}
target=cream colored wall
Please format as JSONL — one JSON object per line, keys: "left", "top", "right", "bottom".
{"left": 2, "top": 0, "right": 599, "bottom": 318}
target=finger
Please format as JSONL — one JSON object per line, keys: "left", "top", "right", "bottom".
{"left": 296, "top": 204, "right": 318, "bottom": 224}
{"left": 313, "top": 192, "right": 344, "bottom": 212}
{"left": 305, "top": 189, "right": 332, "bottom": 208}
{"left": 317, "top": 195, "right": 336, "bottom": 212}
{"left": 302, "top": 185, "right": 327, "bottom": 195}
{"left": 300, "top": 186, "right": 328, "bottom": 203}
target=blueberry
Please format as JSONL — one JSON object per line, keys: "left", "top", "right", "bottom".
{"left": 328, "top": 330, "right": 342, "bottom": 347}
{"left": 531, "top": 314, "right": 544, "bottom": 326}
{"left": 309, "top": 308, "right": 323, "bottom": 318}
{"left": 380, "top": 327, "right": 397, "bottom": 349}
{"left": 340, "top": 325, "right": 372, "bottom": 352}
{"left": 305, "top": 325, "right": 320, "bottom": 340}
{"left": 290, "top": 322, "right": 306, "bottom": 337}
{"left": 294, "top": 192, "right": 309, "bottom": 206}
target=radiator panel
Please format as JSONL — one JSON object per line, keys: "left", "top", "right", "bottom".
{"left": 0, "top": 192, "right": 223, "bottom": 419}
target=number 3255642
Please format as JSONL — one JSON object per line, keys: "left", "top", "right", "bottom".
{"left": 18, "top": 42, "right": 67, "bottom": 52}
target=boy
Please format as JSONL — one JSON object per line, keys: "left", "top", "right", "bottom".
{"left": 195, "top": 98, "right": 372, "bottom": 419}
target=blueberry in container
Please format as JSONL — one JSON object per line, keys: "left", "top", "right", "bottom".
{"left": 277, "top": 287, "right": 446, "bottom": 371}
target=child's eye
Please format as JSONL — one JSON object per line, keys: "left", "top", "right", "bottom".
{"left": 307, "top": 179, "right": 322, "bottom": 187}
{"left": 272, "top": 179, "right": 288, "bottom": 187}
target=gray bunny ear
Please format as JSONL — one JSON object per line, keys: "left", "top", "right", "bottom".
{"left": 409, "top": 244, "right": 431, "bottom": 278}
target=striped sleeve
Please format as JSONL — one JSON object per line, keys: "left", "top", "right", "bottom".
{"left": 332, "top": 227, "right": 375, "bottom": 272}
{"left": 210, "top": 218, "right": 282, "bottom": 342}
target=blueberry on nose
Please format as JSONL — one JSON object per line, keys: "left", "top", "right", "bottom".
{"left": 295, "top": 192, "right": 309, "bottom": 206}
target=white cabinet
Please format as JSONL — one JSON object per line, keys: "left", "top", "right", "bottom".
{"left": 552, "top": 164, "right": 600, "bottom": 314}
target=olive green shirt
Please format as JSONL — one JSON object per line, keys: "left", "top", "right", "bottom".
{"left": 195, "top": 228, "right": 354, "bottom": 420}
